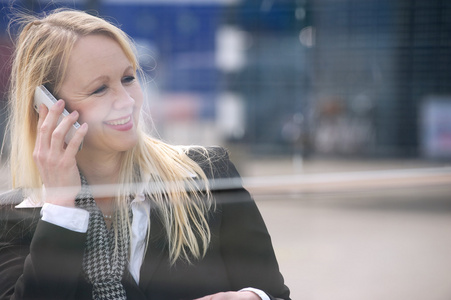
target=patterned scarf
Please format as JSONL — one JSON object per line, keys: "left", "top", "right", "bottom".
{"left": 75, "top": 174, "right": 130, "bottom": 300}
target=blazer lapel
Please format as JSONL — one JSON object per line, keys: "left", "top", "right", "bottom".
{"left": 138, "top": 205, "right": 167, "bottom": 291}
{"left": 122, "top": 268, "right": 147, "bottom": 300}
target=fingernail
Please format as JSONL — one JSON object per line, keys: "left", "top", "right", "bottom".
{"left": 70, "top": 110, "right": 78, "bottom": 117}
{"left": 56, "top": 100, "right": 64, "bottom": 107}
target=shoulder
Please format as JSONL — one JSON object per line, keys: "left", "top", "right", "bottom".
{"left": 0, "top": 189, "right": 39, "bottom": 241}
{"left": 184, "top": 146, "right": 240, "bottom": 180}
{"left": 0, "top": 189, "right": 40, "bottom": 222}
{"left": 184, "top": 146, "right": 228, "bottom": 165}
{"left": 0, "top": 189, "right": 25, "bottom": 206}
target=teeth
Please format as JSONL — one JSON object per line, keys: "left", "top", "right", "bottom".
{"left": 106, "top": 116, "right": 131, "bottom": 126}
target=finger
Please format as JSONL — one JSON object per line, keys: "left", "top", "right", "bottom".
{"left": 49, "top": 110, "right": 81, "bottom": 151}
{"left": 64, "top": 122, "right": 88, "bottom": 157}
{"left": 39, "top": 100, "right": 65, "bottom": 149}
{"left": 36, "top": 103, "right": 48, "bottom": 127}
{"left": 35, "top": 104, "right": 48, "bottom": 148}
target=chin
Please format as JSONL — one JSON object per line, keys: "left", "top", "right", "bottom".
{"left": 116, "top": 137, "right": 139, "bottom": 152}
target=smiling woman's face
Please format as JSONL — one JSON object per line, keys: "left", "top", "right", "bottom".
{"left": 58, "top": 34, "right": 143, "bottom": 156}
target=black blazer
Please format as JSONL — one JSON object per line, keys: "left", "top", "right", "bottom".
{"left": 0, "top": 147, "right": 290, "bottom": 300}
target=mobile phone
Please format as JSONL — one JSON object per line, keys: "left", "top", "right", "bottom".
{"left": 33, "top": 85, "right": 83, "bottom": 150}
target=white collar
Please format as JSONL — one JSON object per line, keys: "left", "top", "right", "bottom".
{"left": 15, "top": 196, "right": 43, "bottom": 208}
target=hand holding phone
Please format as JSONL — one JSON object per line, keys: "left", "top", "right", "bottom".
{"left": 33, "top": 85, "right": 87, "bottom": 207}
{"left": 34, "top": 85, "right": 83, "bottom": 150}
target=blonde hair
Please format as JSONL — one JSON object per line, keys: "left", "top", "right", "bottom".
{"left": 8, "top": 9, "right": 212, "bottom": 264}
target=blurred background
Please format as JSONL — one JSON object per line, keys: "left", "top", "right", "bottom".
{"left": 1, "top": 0, "right": 451, "bottom": 299}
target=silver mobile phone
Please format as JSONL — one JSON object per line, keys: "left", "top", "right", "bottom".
{"left": 33, "top": 85, "right": 83, "bottom": 150}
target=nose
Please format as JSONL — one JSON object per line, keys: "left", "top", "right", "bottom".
{"left": 112, "top": 85, "right": 135, "bottom": 110}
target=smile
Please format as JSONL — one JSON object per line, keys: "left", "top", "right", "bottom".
{"left": 105, "top": 116, "right": 131, "bottom": 126}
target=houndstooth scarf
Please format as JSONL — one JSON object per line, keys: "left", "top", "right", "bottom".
{"left": 75, "top": 174, "right": 130, "bottom": 300}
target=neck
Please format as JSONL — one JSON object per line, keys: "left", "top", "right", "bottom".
{"left": 76, "top": 149, "right": 124, "bottom": 199}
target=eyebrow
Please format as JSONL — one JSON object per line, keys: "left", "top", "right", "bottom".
{"left": 83, "top": 75, "right": 109, "bottom": 91}
{"left": 81, "top": 64, "right": 135, "bottom": 90}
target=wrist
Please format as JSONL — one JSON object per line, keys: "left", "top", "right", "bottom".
{"left": 43, "top": 186, "right": 78, "bottom": 207}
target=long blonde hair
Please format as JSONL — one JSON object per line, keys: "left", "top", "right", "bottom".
{"left": 8, "top": 9, "right": 213, "bottom": 264}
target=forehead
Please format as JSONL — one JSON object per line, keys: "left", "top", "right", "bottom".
{"left": 65, "top": 34, "right": 130, "bottom": 75}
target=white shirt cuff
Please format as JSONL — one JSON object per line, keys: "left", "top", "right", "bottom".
{"left": 41, "top": 203, "right": 90, "bottom": 233}
{"left": 240, "top": 287, "right": 270, "bottom": 300}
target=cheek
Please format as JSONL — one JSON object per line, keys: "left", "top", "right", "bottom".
{"left": 76, "top": 105, "right": 105, "bottom": 126}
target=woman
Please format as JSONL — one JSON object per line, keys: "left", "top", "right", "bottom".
{"left": 0, "top": 9, "right": 290, "bottom": 300}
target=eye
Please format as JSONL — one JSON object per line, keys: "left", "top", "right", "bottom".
{"left": 122, "top": 76, "right": 135, "bottom": 84}
{"left": 92, "top": 85, "right": 107, "bottom": 95}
